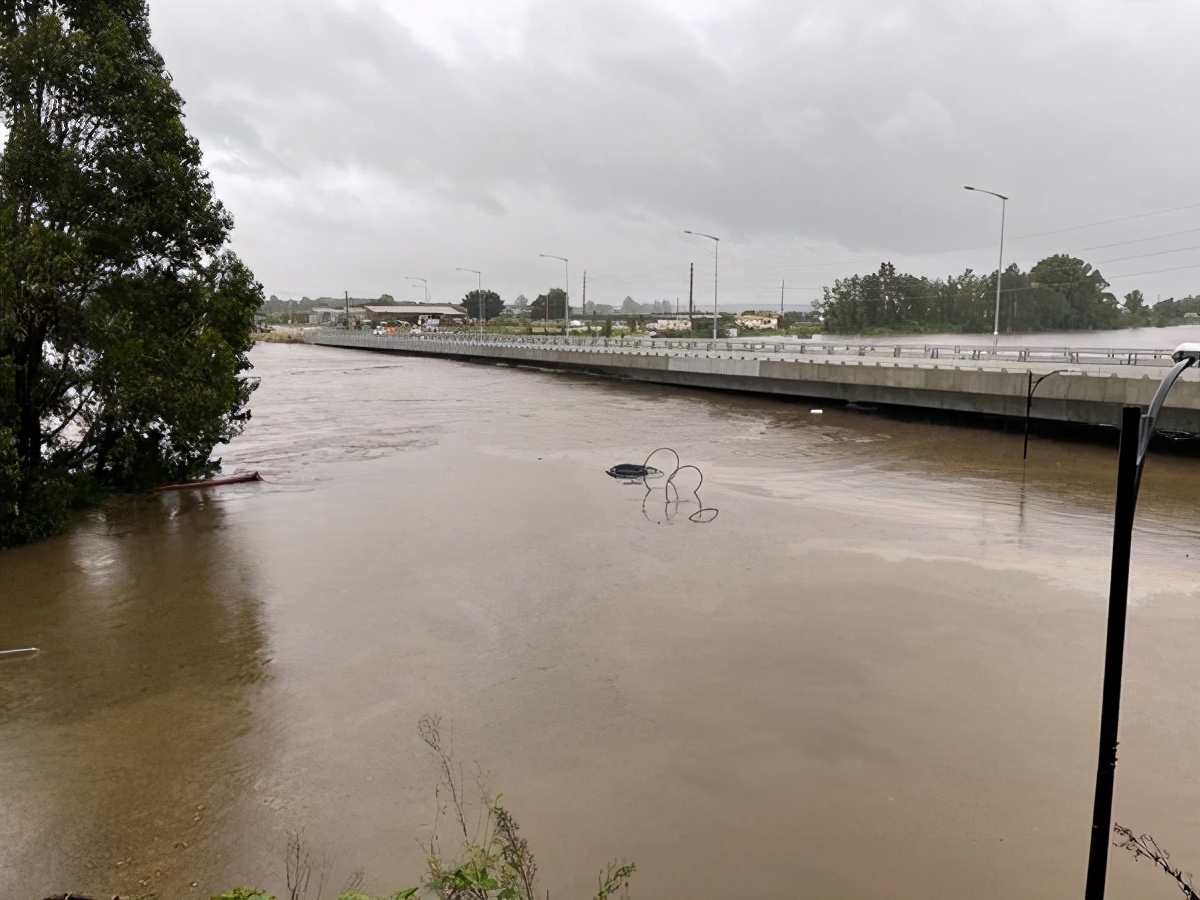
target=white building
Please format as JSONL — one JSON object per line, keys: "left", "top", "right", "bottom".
{"left": 734, "top": 313, "right": 779, "bottom": 330}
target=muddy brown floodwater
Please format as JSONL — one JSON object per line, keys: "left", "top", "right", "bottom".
{"left": 4, "top": 340, "right": 1200, "bottom": 899}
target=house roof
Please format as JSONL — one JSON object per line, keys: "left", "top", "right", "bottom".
{"left": 364, "top": 304, "right": 467, "bottom": 317}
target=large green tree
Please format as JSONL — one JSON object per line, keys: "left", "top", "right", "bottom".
{"left": 460, "top": 288, "right": 502, "bottom": 321}
{"left": 529, "top": 288, "right": 566, "bottom": 322}
{"left": 0, "top": 0, "right": 261, "bottom": 546}
{"left": 1027, "top": 254, "right": 1120, "bottom": 331}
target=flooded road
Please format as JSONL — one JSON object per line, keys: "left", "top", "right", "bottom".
{"left": 4, "top": 340, "right": 1200, "bottom": 899}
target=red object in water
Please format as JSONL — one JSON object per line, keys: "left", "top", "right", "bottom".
{"left": 155, "top": 471, "right": 263, "bottom": 492}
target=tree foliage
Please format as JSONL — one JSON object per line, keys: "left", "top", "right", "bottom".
{"left": 1146, "top": 293, "right": 1200, "bottom": 327}
{"left": 0, "top": 0, "right": 261, "bottom": 546}
{"left": 815, "top": 256, "right": 1129, "bottom": 334}
{"left": 460, "top": 288, "right": 503, "bottom": 321}
{"left": 530, "top": 287, "right": 567, "bottom": 322}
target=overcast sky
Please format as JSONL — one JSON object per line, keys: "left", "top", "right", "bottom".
{"left": 147, "top": 0, "right": 1200, "bottom": 312}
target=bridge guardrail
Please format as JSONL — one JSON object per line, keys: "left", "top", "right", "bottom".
{"left": 306, "top": 330, "right": 1183, "bottom": 369}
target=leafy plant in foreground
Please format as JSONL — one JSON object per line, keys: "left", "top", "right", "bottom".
{"left": 217, "top": 715, "right": 634, "bottom": 900}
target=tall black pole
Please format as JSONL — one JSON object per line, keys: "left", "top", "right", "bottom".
{"left": 688, "top": 262, "right": 694, "bottom": 329}
{"left": 1083, "top": 404, "right": 1142, "bottom": 900}
{"left": 1023, "top": 372, "right": 1034, "bottom": 462}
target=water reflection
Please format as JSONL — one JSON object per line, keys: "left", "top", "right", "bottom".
{"left": 0, "top": 491, "right": 276, "bottom": 898}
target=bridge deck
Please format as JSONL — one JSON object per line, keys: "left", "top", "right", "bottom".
{"left": 305, "top": 331, "right": 1200, "bottom": 434}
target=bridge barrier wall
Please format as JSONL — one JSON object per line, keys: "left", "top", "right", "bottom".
{"left": 306, "top": 332, "right": 1200, "bottom": 433}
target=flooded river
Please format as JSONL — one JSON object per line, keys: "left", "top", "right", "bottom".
{"left": 4, "top": 338, "right": 1200, "bottom": 899}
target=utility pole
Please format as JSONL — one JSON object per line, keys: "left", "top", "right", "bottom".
{"left": 455, "top": 268, "right": 482, "bottom": 338}
{"left": 538, "top": 254, "right": 569, "bottom": 335}
{"left": 344, "top": 290, "right": 350, "bottom": 328}
{"left": 781, "top": 279, "right": 785, "bottom": 321}
{"left": 688, "top": 262, "right": 694, "bottom": 329}
{"left": 582, "top": 270, "right": 587, "bottom": 318}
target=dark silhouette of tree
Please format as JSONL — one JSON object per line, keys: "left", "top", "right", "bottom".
{"left": 530, "top": 288, "right": 567, "bottom": 321}
{"left": 461, "top": 289, "right": 503, "bottom": 320}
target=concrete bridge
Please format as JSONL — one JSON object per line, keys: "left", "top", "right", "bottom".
{"left": 306, "top": 331, "right": 1200, "bottom": 435}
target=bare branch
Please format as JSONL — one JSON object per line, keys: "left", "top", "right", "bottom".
{"left": 419, "top": 714, "right": 471, "bottom": 843}
{"left": 285, "top": 829, "right": 313, "bottom": 900}
{"left": 1114, "top": 824, "right": 1200, "bottom": 900}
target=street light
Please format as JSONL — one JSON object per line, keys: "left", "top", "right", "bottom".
{"left": 538, "top": 254, "right": 569, "bottom": 335}
{"left": 1023, "top": 368, "right": 1082, "bottom": 461}
{"left": 405, "top": 276, "right": 429, "bottom": 303}
{"left": 456, "top": 267, "right": 482, "bottom": 339}
{"left": 964, "top": 186, "right": 1007, "bottom": 352}
{"left": 684, "top": 230, "right": 719, "bottom": 340}
{"left": 1082, "top": 342, "right": 1200, "bottom": 900}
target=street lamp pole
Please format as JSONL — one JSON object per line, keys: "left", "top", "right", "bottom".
{"left": 539, "top": 254, "right": 569, "bottom": 336}
{"left": 456, "top": 267, "right": 482, "bottom": 338}
{"left": 1082, "top": 343, "right": 1200, "bottom": 900}
{"left": 684, "top": 230, "right": 719, "bottom": 340}
{"left": 964, "top": 186, "right": 1007, "bottom": 353}
{"left": 1023, "top": 368, "right": 1081, "bottom": 461}
{"left": 405, "top": 276, "right": 429, "bottom": 303}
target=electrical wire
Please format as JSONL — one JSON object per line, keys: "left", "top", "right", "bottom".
{"left": 1009, "top": 202, "right": 1200, "bottom": 240}
{"left": 1093, "top": 245, "right": 1200, "bottom": 265}
{"left": 606, "top": 447, "right": 718, "bottom": 524}
{"left": 1106, "top": 262, "right": 1200, "bottom": 279}
{"left": 1080, "top": 227, "right": 1200, "bottom": 252}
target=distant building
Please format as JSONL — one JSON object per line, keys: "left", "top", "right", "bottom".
{"left": 310, "top": 306, "right": 367, "bottom": 324}
{"left": 735, "top": 313, "right": 779, "bottom": 330}
{"left": 652, "top": 318, "right": 691, "bottom": 331}
{"left": 363, "top": 304, "right": 467, "bottom": 325}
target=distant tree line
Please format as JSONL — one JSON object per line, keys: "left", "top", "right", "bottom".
{"left": 815, "top": 254, "right": 1200, "bottom": 334}
{"left": 265, "top": 289, "right": 717, "bottom": 324}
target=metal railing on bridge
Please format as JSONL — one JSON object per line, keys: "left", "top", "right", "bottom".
{"left": 306, "top": 330, "right": 1180, "bottom": 368}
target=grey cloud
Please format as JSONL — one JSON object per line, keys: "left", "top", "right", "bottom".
{"left": 148, "top": 0, "right": 1200, "bottom": 305}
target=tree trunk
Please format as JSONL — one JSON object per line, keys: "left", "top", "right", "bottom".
{"left": 13, "top": 324, "right": 44, "bottom": 474}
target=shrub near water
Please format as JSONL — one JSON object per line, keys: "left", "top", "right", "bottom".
{"left": 217, "top": 717, "right": 635, "bottom": 900}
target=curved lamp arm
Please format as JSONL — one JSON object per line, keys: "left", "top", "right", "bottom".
{"left": 1138, "top": 356, "right": 1197, "bottom": 464}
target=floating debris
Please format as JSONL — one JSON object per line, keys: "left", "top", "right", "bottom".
{"left": 155, "top": 471, "right": 263, "bottom": 492}
{"left": 606, "top": 463, "right": 662, "bottom": 480}
{"left": 607, "top": 447, "right": 718, "bottom": 524}
{"left": 0, "top": 647, "right": 39, "bottom": 661}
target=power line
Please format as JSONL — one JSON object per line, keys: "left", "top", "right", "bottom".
{"left": 1010, "top": 202, "right": 1200, "bottom": 240}
{"left": 1107, "top": 262, "right": 1200, "bottom": 279}
{"left": 1080, "top": 227, "right": 1200, "bottom": 251}
{"left": 1094, "top": 245, "right": 1200, "bottom": 265}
